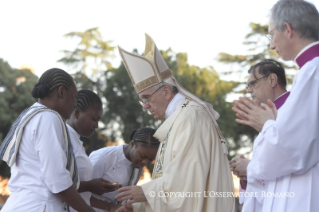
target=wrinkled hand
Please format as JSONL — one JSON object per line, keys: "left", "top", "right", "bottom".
{"left": 232, "top": 97, "right": 277, "bottom": 132}
{"left": 229, "top": 155, "right": 250, "bottom": 178}
{"left": 89, "top": 178, "right": 121, "bottom": 195}
{"left": 115, "top": 186, "right": 146, "bottom": 207}
{"left": 115, "top": 205, "right": 133, "bottom": 212}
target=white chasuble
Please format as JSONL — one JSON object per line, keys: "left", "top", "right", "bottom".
{"left": 132, "top": 99, "right": 235, "bottom": 212}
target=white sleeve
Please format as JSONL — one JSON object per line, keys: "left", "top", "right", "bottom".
{"left": 90, "top": 148, "right": 114, "bottom": 179}
{"left": 34, "top": 112, "right": 73, "bottom": 193}
{"left": 249, "top": 63, "right": 319, "bottom": 180}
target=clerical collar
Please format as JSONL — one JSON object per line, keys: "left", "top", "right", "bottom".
{"left": 295, "top": 41, "right": 319, "bottom": 68}
{"left": 165, "top": 93, "right": 185, "bottom": 118}
{"left": 273, "top": 91, "right": 290, "bottom": 110}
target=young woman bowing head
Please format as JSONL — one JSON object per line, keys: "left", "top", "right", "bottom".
{"left": 89, "top": 127, "right": 160, "bottom": 212}
{"left": 66, "top": 89, "right": 119, "bottom": 212}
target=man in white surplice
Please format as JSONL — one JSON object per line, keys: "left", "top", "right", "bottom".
{"left": 114, "top": 34, "right": 235, "bottom": 212}
{"left": 233, "top": 1, "right": 319, "bottom": 211}
{"left": 229, "top": 59, "right": 289, "bottom": 212}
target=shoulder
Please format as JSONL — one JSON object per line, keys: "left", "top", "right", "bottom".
{"left": 89, "top": 145, "right": 121, "bottom": 165}
{"left": 28, "top": 110, "right": 63, "bottom": 129}
{"left": 178, "top": 101, "right": 212, "bottom": 123}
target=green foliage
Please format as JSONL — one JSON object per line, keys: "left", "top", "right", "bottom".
{"left": 58, "top": 27, "right": 116, "bottom": 95}
{"left": 0, "top": 59, "right": 39, "bottom": 177}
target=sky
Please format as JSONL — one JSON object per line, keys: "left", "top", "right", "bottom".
{"left": 0, "top": 0, "right": 319, "bottom": 78}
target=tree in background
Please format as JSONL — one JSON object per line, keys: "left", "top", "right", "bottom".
{"left": 0, "top": 59, "right": 38, "bottom": 177}
{"left": 58, "top": 27, "right": 116, "bottom": 95}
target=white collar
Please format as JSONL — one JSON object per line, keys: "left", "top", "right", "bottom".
{"left": 274, "top": 91, "right": 288, "bottom": 102}
{"left": 164, "top": 93, "right": 185, "bottom": 118}
{"left": 67, "top": 124, "right": 81, "bottom": 141}
{"left": 294, "top": 41, "right": 319, "bottom": 62}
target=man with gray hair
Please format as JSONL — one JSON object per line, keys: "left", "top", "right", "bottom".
{"left": 233, "top": 1, "right": 319, "bottom": 211}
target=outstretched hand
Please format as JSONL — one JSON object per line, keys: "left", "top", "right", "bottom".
{"left": 232, "top": 97, "right": 277, "bottom": 132}
{"left": 115, "top": 186, "right": 146, "bottom": 208}
{"left": 229, "top": 154, "right": 250, "bottom": 178}
{"left": 89, "top": 178, "right": 121, "bottom": 195}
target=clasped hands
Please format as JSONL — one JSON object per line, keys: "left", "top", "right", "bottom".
{"left": 232, "top": 97, "right": 277, "bottom": 132}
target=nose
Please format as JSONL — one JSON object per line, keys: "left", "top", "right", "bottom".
{"left": 143, "top": 103, "right": 150, "bottom": 109}
{"left": 142, "top": 159, "right": 151, "bottom": 165}
{"left": 247, "top": 87, "right": 253, "bottom": 93}
{"left": 94, "top": 122, "right": 98, "bottom": 129}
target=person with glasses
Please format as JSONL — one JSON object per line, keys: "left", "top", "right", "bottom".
{"left": 233, "top": 1, "right": 319, "bottom": 212}
{"left": 114, "top": 34, "right": 235, "bottom": 212}
{"left": 230, "top": 59, "right": 289, "bottom": 212}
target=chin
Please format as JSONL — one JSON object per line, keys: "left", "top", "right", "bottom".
{"left": 152, "top": 114, "right": 163, "bottom": 120}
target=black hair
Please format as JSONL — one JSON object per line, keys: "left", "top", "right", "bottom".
{"left": 31, "top": 68, "right": 74, "bottom": 99}
{"left": 75, "top": 89, "right": 102, "bottom": 111}
{"left": 248, "top": 59, "right": 287, "bottom": 88}
{"left": 129, "top": 127, "right": 160, "bottom": 148}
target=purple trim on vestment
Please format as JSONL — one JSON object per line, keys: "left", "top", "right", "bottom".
{"left": 274, "top": 92, "right": 290, "bottom": 109}
{"left": 296, "top": 44, "right": 319, "bottom": 68}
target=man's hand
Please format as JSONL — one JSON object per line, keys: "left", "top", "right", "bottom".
{"left": 115, "top": 205, "right": 133, "bottom": 212}
{"left": 229, "top": 155, "right": 250, "bottom": 178}
{"left": 89, "top": 178, "right": 120, "bottom": 195}
{"left": 232, "top": 97, "right": 277, "bottom": 132}
{"left": 115, "top": 186, "right": 146, "bottom": 207}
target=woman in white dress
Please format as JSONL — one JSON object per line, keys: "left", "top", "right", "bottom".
{"left": 0, "top": 68, "right": 94, "bottom": 212}
{"left": 66, "top": 89, "right": 120, "bottom": 212}
{"left": 89, "top": 127, "right": 160, "bottom": 212}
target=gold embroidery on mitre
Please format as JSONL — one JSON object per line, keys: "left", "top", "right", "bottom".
{"left": 134, "top": 76, "right": 159, "bottom": 93}
{"left": 160, "top": 69, "right": 172, "bottom": 80}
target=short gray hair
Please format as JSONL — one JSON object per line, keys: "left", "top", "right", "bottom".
{"left": 160, "top": 82, "right": 178, "bottom": 94}
{"left": 271, "top": 0, "right": 319, "bottom": 41}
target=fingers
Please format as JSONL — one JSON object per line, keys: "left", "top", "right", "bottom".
{"left": 239, "top": 154, "right": 246, "bottom": 159}
{"left": 118, "top": 187, "right": 131, "bottom": 193}
{"left": 124, "top": 201, "right": 134, "bottom": 208}
{"left": 267, "top": 99, "right": 277, "bottom": 118}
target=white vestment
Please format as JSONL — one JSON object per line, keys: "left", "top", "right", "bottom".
{"left": 249, "top": 42, "right": 319, "bottom": 212}
{"left": 2, "top": 103, "right": 73, "bottom": 212}
{"left": 132, "top": 96, "right": 235, "bottom": 212}
{"left": 240, "top": 92, "right": 290, "bottom": 212}
{"left": 67, "top": 124, "right": 93, "bottom": 212}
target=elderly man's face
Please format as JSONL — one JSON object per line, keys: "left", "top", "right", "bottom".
{"left": 139, "top": 85, "right": 169, "bottom": 120}
{"left": 247, "top": 69, "right": 273, "bottom": 105}
{"left": 269, "top": 19, "right": 293, "bottom": 61}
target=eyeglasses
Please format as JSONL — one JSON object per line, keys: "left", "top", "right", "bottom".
{"left": 139, "top": 85, "right": 164, "bottom": 106}
{"left": 246, "top": 75, "right": 269, "bottom": 89}
{"left": 265, "top": 28, "right": 277, "bottom": 41}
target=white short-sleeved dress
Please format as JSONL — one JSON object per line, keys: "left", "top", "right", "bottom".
{"left": 67, "top": 124, "right": 93, "bottom": 212}
{"left": 2, "top": 102, "right": 73, "bottom": 212}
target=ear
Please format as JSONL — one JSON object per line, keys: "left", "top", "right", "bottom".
{"left": 74, "top": 109, "right": 81, "bottom": 119}
{"left": 57, "top": 86, "right": 66, "bottom": 99}
{"left": 163, "top": 85, "right": 173, "bottom": 100}
{"left": 283, "top": 22, "right": 293, "bottom": 38}
{"left": 269, "top": 73, "right": 278, "bottom": 88}
{"left": 130, "top": 140, "right": 135, "bottom": 148}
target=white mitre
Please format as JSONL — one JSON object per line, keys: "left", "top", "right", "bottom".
{"left": 118, "top": 34, "right": 228, "bottom": 154}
